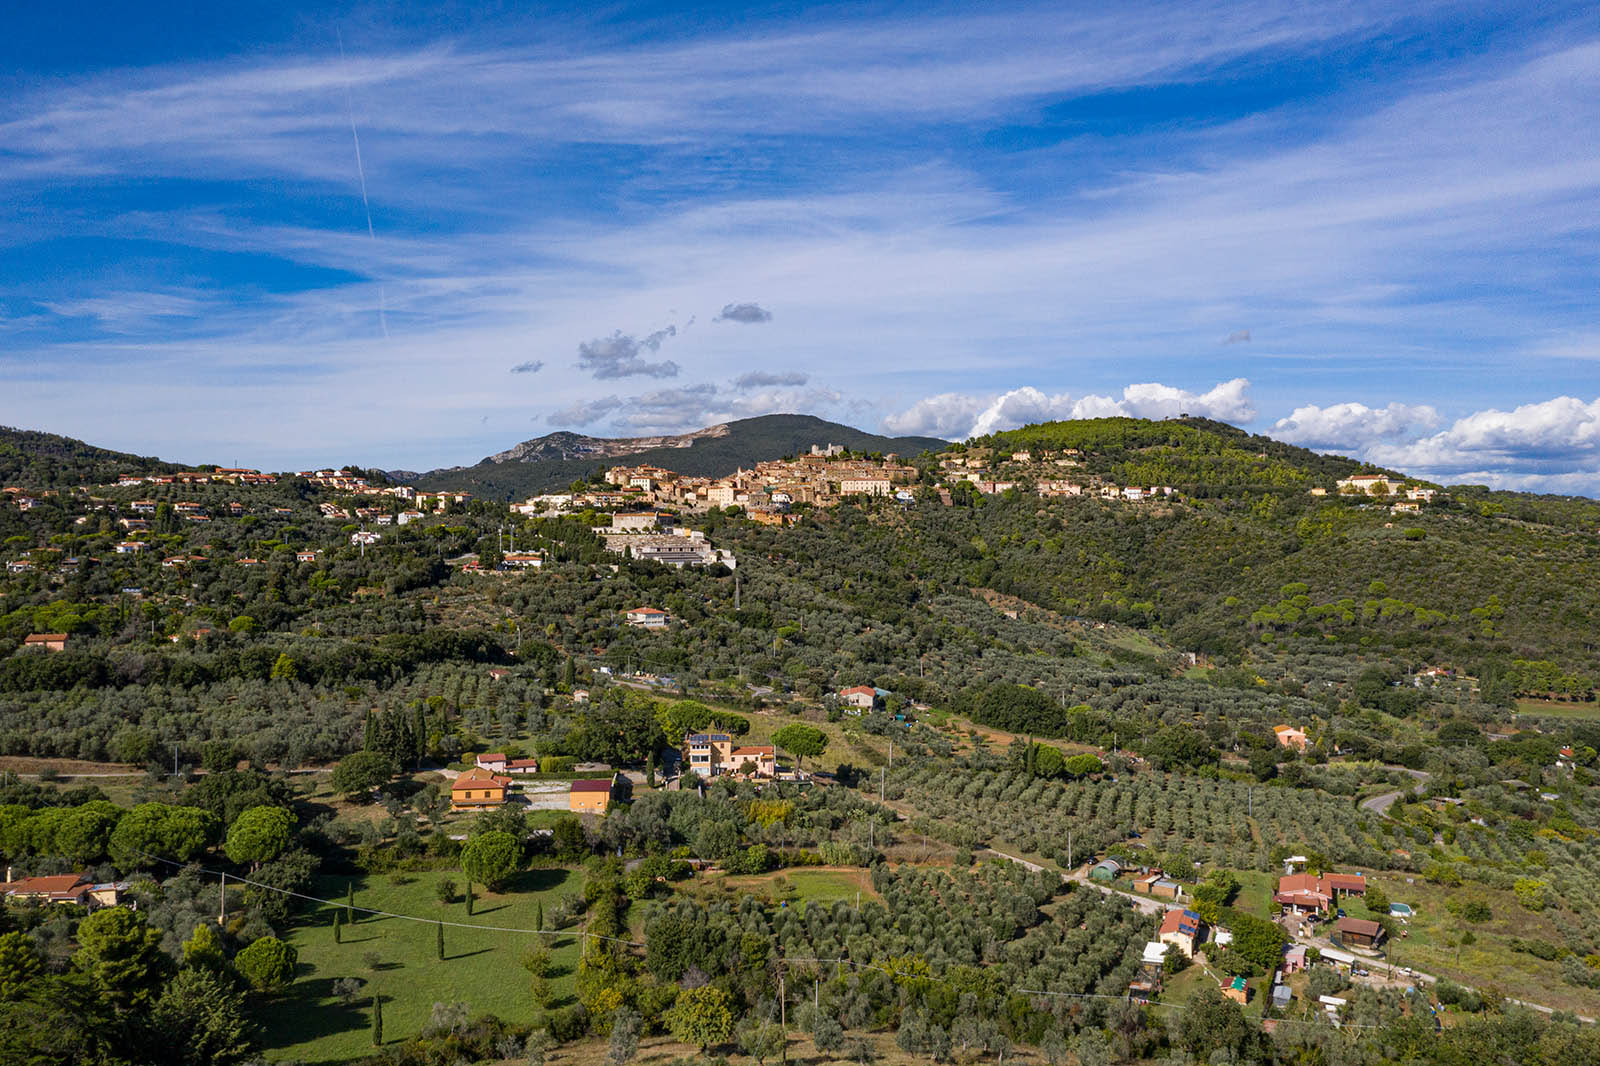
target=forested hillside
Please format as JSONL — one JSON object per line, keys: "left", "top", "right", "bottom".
{"left": 0, "top": 425, "right": 173, "bottom": 487}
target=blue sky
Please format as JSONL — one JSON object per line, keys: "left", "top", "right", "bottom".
{"left": 3, "top": 2, "right": 1600, "bottom": 490}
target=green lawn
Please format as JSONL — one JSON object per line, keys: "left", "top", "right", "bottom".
{"left": 255, "top": 866, "right": 585, "bottom": 1064}
{"left": 708, "top": 867, "right": 878, "bottom": 907}
{"left": 1515, "top": 698, "right": 1600, "bottom": 721}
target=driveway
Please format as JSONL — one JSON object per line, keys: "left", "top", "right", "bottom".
{"left": 1359, "top": 767, "right": 1431, "bottom": 817}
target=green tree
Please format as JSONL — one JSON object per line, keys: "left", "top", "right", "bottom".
{"left": 772, "top": 723, "right": 829, "bottom": 770}
{"left": 1363, "top": 882, "right": 1390, "bottom": 915}
{"left": 224, "top": 806, "right": 296, "bottom": 870}
{"left": 1224, "top": 911, "right": 1286, "bottom": 975}
{"left": 437, "top": 922, "right": 445, "bottom": 961}
{"left": 233, "top": 936, "right": 298, "bottom": 994}
{"left": 53, "top": 801, "right": 122, "bottom": 866}
{"left": 150, "top": 966, "right": 255, "bottom": 1066}
{"left": 331, "top": 751, "right": 397, "bottom": 800}
{"left": 608, "top": 1006, "right": 642, "bottom": 1066}
{"left": 666, "top": 985, "right": 734, "bottom": 1052}
{"left": 1173, "top": 985, "right": 1257, "bottom": 1060}
{"left": 1063, "top": 752, "right": 1103, "bottom": 777}
{"left": 371, "top": 993, "right": 383, "bottom": 1045}
{"left": 737, "top": 1018, "right": 786, "bottom": 1066}
{"left": 461, "top": 830, "right": 522, "bottom": 890}
{"left": 109, "top": 802, "right": 218, "bottom": 866}
{"left": 270, "top": 653, "right": 298, "bottom": 681}
{"left": 73, "top": 907, "right": 171, "bottom": 1009}
{"left": 1514, "top": 878, "right": 1548, "bottom": 910}
{"left": 181, "top": 923, "right": 227, "bottom": 972}
{"left": 0, "top": 932, "right": 43, "bottom": 1000}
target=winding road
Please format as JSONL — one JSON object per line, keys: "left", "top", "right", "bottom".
{"left": 1359, "top": 767, "right": 1431, "bottom": 817}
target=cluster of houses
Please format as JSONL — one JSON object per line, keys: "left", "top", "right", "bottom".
{"left": 1274, "top": 867, "right": 1386, "bottom": 949}
{"left": 453, "top": 760, "right": 620, "bottom": 815}
{"left": 934, "top": 451, "right": 1176, "bottom": 504}
{"left": 515, "top": 446, "right": 918, "bottom": 524}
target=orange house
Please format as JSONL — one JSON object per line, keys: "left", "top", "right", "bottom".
{"left": 451, "top": 767, "right": 511, "bottom": 810}
{"left": 569, "top": 776, "right": 615, "bottom": 814}
{"left": 22, "top": 633, "right": 68, "bottom": 653}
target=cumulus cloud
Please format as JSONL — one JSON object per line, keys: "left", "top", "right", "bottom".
{"left": 1222, "top": 329, "right": 1251, "bottom": 345}
{"left": 881, "top": 392, "right": 985, "bottom": 438}
{"left": 1271, "top": 402, "right": 1440, "bottom": 453}
{"left": 575, "top": 327, "right": 681, "bottom": 379}
{"left": 732, "top": 370, "right": 808, "bottom": 389}
{"left": 509, "top": 359, "right": 544, "bottom": 374}
{"left": 883, "top": 379, "right": 1255, "bottom": 440}
{"left": 715, "top": 302, "right": 773, "bottom": 324}
{"left": 547, "top": 395, "right": 624, "bottom": 426}
{"left": 1367, "top": 396, "right": 1600, "bottom": 474}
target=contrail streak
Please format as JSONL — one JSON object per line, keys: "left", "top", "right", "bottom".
{"left": 337, "top": 29, "right": 389, "bottom": 338}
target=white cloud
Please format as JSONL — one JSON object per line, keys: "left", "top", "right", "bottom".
{"left": 1271, "top": 401, "right": 1440, "bottom": 452}
{"left": 1368, "top": 395, "right": 1600, "bottom": 473}
{"left": 884, "top": 379, "right": 1255, "bottom": 440}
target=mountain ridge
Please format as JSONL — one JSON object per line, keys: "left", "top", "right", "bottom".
{"left": 405, "top": 413, "right": 949, "bottom": 498}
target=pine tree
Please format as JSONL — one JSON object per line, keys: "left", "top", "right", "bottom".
{"left": 371, "top": 993, "right": 383, "bottom": 1045}
{"left": 437, "top": 921, "right": 445, "bottom": 961}
{"left": 334, "top": 910, "right": 343, "bottom": 943}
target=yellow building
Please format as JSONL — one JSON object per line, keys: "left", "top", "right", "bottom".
{"left": 569, "top": 776, "right": 615, "bottom": 814}
{"left": 451, "top": 767, "right": 511, "bottom": 810}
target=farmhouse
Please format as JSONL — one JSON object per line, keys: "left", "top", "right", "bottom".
{"left": 1158, "top": 908, "right": 1203, "bottom": 958}
{"left": 1133, "top": 873, "right": 1183, "bottom": 900}
{"left": 626, "top": 606, "right": 671, "bottom": 629}
{"left": 839, "top": 685, "right": 879, "bottom": 711}
{"left": 21, "top": 633, "right": 68, "bottom": 653}
{"left": 450, "top": 767, "right": 511, "bottom": 810}
{"left": 1273, "top": 725, "right": 1308, "bottom": 751}
{"left": 569, "top": 776, "right": 616, "bottom": 814}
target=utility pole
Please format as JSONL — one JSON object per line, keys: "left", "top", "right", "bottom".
{"left": 734, "top": 570, "right": 741, "bottom": 611}
{"left": 1068, "top": 831, "right": 1073, "bottom": 872}
{"left": 218, "top": 871, "right": 226, "bottom": 926}
{"left": 778, "top": 964, "right": 788, "bottom": 1066}
{"left": 879, "top": 766, "right": 885, "bottom": 803}
{"left": 173, "top": 744, "right": 179, "bottom": 778}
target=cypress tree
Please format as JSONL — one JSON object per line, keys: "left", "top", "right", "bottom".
{"left": 437, "top": 920, "right": 444, "bottom": 961}
{"left": 347, "top": 882, "right": 356, "bottom": 924}
{"left": 466, "top": 882, "right": 474, "bottom": 915}
{"left": 334, "top": 909, "right": 343, "bottom": 943}
{"left": 535, "top": 902, "right": 544, "bottom": 932}
{"left": 363, "top": 709, "right": 376, "bottom": 751}
{"left": 371, "top": 993, "right": 383, "bottom": 1045}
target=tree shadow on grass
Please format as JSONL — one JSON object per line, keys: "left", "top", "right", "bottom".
{"left": 504, "top": 867, "right": 572, "bottom": 894}
{"left": 446, "top": 947, "right": 494, "bottom": 961}
{"left": 471, "top": 903, "right": 509, "bottom": 916}
{"left": 253, "top": 976, "right": 370, "bottom": 1050}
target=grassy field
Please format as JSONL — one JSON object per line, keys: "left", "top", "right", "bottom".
{"left": 695, "top": 867, "right": 880, "bottom": 908}
{"left": 1515, "top": 698, "right": 1600, "bottom": 721}
{"left": 256, "top": 866, "right": 586, "bottom": 1065}
{"left": 1355, "top": 872, "right": 1600, "bottom": 1016}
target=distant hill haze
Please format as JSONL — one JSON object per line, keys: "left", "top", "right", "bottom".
{"left": 404, "top": 414, "right": 949, "bottom": 499}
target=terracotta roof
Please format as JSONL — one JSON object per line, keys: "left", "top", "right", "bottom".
{"left": 730, "top": 746, "right": 775, "bottom": 757}
{"left": 2, "top": 873, "right": 89, "bottom": 898}
{"left": 1323, "top": 873, "right": 1366, "bottom": 892}
{"left": 451, "top": 767, "right": 511, "bottom": 791}
{"left": 1160, "top": 909, "right": 1201, "bottom": 937}
{"left": 1278, "top": 873, "right": 1323, "bottom": 895}
{"left": 23, "top": 633, "right": 68, "bottom": 643}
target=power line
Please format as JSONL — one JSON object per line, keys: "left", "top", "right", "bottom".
{"left": 133, "top": 850, "right": 642, "bottom": 947}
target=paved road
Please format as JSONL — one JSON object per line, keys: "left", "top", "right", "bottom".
{"left": 1359, "top": 767, "right": 1431, "bottom": 817}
